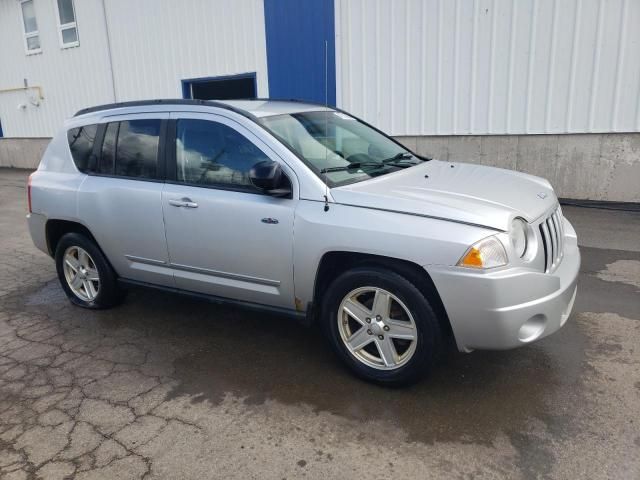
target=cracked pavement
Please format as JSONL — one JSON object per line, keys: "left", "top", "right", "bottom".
{"left": 0, "top": 168, "right": 639, "bottom": 479}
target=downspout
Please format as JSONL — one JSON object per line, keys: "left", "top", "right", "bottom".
{"left": 0, "top": 86, "right": 44, "bottom": 100}
{"left": 100, "top": 0, "right": 117, "bottom": 102}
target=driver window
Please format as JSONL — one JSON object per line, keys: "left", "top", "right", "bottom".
{"left": 175, "top": 119, "right": 271, "bottom": 189}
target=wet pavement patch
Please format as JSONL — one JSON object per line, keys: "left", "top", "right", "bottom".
{"left": 168, "top": 307, "right": 585, "bottom": 446}
{"left": 574, "top": 247, "right": 640, "bottom": 319}
{"left": 595, "top": 259, "right": 640, "bottom": 289}
{"left": 24, "top": 280, "right": 68, "bottom": 307}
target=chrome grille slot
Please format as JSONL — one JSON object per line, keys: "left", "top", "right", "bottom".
{"left": 547, "top": 217, "right": 557, "bottom": 266}
{"left": 540, "top": 222, "right": 552, "bottom": 272}
{"left": 539, "top": 206, "right": 564, "bottom": 273}
{"left": 549, "top": 217, "right": 560, "bottom": 264}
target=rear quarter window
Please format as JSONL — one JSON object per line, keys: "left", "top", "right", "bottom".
{"left": 67, "top": 124, "right": 98, "bottom": 172}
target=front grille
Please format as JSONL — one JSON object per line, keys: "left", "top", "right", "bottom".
{"left": 539, "top": 206, "right": 565, "bottom": 273}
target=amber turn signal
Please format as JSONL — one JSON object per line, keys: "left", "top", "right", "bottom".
{"left": 457, "top": 236, "right": 508, "bottom": 269}
{"left": 459, "top": 247, "right": 484, "bottom": 267}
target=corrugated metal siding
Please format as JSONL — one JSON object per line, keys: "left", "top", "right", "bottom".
{"left": 0, "top": 0, "right": 115, "bottom": 137}
{"left": 103, "top": 0, "right": 268, "bottom": 102}
{"left": 0, "top": 0, "right": 267, "bottom": 137}
{"left": 336, "top": 0, "right": 640, "bottom": 136}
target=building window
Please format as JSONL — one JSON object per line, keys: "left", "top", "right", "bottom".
{"left": 20, "top": 0, "right": 41, "bottom": 54}
{"left": 55, "top": 0, "right": 79, "bottom": 48}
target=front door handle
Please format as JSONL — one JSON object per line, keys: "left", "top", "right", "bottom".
{"left": 168, "top": 198, "right": 198, "bottom": 208}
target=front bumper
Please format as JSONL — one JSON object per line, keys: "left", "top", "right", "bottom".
{"left": 428, "top": 220, "right": 580, "bottom": 352}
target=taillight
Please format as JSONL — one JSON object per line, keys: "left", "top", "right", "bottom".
{"left": 27, "top": 173, "right": 33, "bottom": 213}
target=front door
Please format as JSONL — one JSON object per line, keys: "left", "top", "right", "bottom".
{"left": 162, "top": 113, "right": 297, "bottom": 309}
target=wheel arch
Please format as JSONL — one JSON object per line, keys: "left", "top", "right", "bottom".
{"left": 45, "top": 219, "right": 101, "bottom": 258}
{"left": 310, "top": 251, "right": 454, "bottom": 343}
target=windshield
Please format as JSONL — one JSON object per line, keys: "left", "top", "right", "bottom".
{"left": 258, "top": 110, "right": 424, "bottom": 187}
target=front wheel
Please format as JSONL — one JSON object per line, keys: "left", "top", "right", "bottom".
{"left": 321, "top": 267, "right": 441, "bottom": 386}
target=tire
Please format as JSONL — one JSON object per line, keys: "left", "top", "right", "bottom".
{"left": 321, "top": 266, "right": 441, "bottom": 386}
{"left": 55, "top": 232, "right": 124, "bottom": 309}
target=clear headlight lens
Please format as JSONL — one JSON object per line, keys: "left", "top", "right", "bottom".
{"left": 457, "top": 235, "right": 508, "bottom": 269}
{"left": 510, "top": 218, "right": 528, "bottom": 258}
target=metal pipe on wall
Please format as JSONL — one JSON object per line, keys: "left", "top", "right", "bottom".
{"left": 100, "top": 0, "right": 117, "bottom": 102}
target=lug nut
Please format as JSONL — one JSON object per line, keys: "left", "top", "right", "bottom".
{"left": 365, "top": 317, "right": 371, "bottom": 323}
{"left": 367, "top": 329, "right": 372, "bottom": 335}
{"left": 383, "top": 325, "right": 390, "bottom": 331}
{"left": 376, "top": 315, "right": 382, "bottom": 320}
{"left": 378, "top": 335, "right": 384, "bottom": 340}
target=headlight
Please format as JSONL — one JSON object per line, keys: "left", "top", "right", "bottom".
{"left": 457, "top": 235, "right": 508, "bottom": 269}
{"left": 510, "top": 218, "right": 528, "bottom": 258}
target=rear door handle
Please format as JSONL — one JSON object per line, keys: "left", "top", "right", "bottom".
{"left": 168, "top": 198, "right": 198, "bottom": 208}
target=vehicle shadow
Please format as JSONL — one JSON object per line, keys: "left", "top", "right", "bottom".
{"left": 20, "top": 279, "right": 586, "bottom": 446}
{"left": 119, "top": 286, "right": 586, "bottom": 445}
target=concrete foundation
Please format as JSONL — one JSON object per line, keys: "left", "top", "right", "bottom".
{"left": 397, "top": 133, "right": 640, "bottom": 203}
{"left": 0, "top": 138, "right": 50, "bottom": 170}
{"left": 1, "top": 133, "right": 638, "bottom": 202}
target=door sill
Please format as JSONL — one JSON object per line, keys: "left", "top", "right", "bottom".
{"left": 117, "top": 278, "right": 308, "bottom": 322}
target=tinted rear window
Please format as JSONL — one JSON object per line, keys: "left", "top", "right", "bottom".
{"left": 67, "top": 124, "right": 98, "bottom": 172}
{"left": 114, "top": 120, "right": 161, "bottom": 179}
{"left": 99, "top": 122, "right": 118, "bottom": 174}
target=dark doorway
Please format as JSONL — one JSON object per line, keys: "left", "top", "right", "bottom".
{"left": 182, "top": 73, "right": 257, "bottom": 100}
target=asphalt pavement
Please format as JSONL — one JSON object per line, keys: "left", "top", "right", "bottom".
{"left": 0, "top": 168, "right": 638, "bottom": 479}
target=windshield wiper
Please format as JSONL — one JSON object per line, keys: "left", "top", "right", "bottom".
{"left": 382, "top": 152, "right": 415, "bottom": 163}
{"left": 377, "top": 152, "right": 423, "bottom": 169}
{"left": 320, "top": 162, "right": 385, "bottom": 174}
{"left": 319, "top": 153, "right": 422, "bottom": 174}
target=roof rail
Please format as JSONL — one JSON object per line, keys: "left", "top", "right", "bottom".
{"left": 226, "top": 97, "right": 334, "bottom": 108}
{"left": 73, "top": 98, "right": 256, "bottom": 118}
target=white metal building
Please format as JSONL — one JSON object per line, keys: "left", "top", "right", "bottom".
{"left": 0, "top": 0, "right": 270, "bottom": 137}
{"left": 1, "top": 0, "right": 639, "bottom": 201}
{"left": 338, "top": 0, "right": 640, "bottom": 136}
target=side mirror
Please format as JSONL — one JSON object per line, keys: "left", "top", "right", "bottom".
{"left": 249, "top": 160, "right": 292, "bottom": 197}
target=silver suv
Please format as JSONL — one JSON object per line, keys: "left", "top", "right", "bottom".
{"left": 27, "top": 99, "right": 580, "bottom": 385}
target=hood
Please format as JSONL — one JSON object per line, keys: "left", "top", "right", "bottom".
{"left": 330, "top": 160, "right": 557, "bottom": 231}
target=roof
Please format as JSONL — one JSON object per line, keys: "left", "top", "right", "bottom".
{"left": 73, "top": 98, "right": 332, "bottom": 119}
{"left": 218, "top": 99, "right": 333, "bottom": 118}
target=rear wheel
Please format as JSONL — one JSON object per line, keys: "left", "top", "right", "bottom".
{"left": 55, "top": 233, "right": 123, "bottom": 309}
{"left": 321, "top": 267, "right": 441, "bottom": 386}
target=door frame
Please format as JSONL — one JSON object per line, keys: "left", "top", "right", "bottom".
{"left": 181, "top": 72, "right": 257, "bottom": 100}
{"left": 164, "top": 111, "right": 299, "bottom": 196}
{"left": 161, "top": 110, "right": 299, "bottom": 309}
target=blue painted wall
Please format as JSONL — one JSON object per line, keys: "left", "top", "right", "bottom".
{"left": 263, "top": 0, "right": 336, "bottom": 106}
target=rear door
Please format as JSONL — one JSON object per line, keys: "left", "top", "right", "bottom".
{"left": 77, "top": 113, "right": 174, "bottom": 287}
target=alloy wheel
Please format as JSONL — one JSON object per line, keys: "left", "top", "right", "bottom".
{"left": 62, "top": 246, "right": 100, "bottom": 302}
{"left": 337, "top": 286, "right": 418, "bottom": 370}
